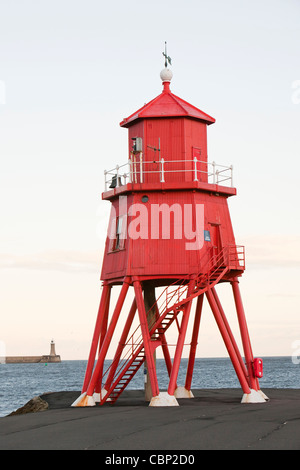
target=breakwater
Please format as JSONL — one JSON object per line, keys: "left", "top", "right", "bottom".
{"left": 4, "top": 355, "right": 61, "bottom": 364}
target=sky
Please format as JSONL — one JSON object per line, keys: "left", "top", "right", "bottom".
{"left": 0, "top": 0, "right": 299, "bottom": 361}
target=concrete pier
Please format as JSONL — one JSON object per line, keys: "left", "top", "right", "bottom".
{"left": 5, "top": 355, "right": 61, "bottom": 364}
{"left": 0, "top": 389, "right": 299, "bottom": 450}
{"left": 4, "top": 340, "right": 61, "bottom": 364}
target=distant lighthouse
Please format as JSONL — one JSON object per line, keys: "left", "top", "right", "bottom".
{"left": 50, "top": 340, "right": 57, "bottom": 357}
{"left": 45, "top": 339, "right": 61, "bottom": 363}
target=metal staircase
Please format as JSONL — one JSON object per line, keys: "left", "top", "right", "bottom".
{"left": 100, "top": 245, "right": 244, "bottom": 404}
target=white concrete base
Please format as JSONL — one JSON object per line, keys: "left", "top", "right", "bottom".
{"left": 92, "top": 388, "right": 111, "bottom": 403}
{"left": 258, "top": 390, "right": 270, "bottom": 401}
{"left": 71, "top": 392, "right": 96, "bottom": 407}
{"left": 149, "top": 392, "right": 179, "bottom": 407}
{"left": 241, "top": 389, "right": 267, "bottom": 404}
{"left": 174, "top": 386, "right": 194, "bottom": 399}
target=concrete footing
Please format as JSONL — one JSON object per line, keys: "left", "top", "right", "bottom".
{"left": 71, "top": 392, "right": 96, "bottom": 407}
{"left": 241, "top": 389, "right": 268, "bottom": 404}
{"left": 174, "top": 386, "right": 194, "bottom": 399}
{"left": 149, "top": 392, "right": 179, "bottom": 407}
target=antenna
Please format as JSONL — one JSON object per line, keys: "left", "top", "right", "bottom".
{"left": 162, "top": 41, "right": 172, "bottom": 68}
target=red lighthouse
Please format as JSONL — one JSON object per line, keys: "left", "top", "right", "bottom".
{"left": 73, "top": 51, "right": 268, "bottom": 407}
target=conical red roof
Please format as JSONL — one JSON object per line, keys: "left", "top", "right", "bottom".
{"left": 120, "top": 82, "right": 215, "bottom": 128}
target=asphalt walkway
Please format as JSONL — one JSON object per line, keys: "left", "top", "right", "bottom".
{"left": 0, "top": 389, "right": 299, "bottom": 450}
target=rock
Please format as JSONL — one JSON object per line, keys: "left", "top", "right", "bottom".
{"left": 9, "top": 396, "right": 49, "bottom": 416}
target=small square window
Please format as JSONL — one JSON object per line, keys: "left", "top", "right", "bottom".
{"left": 109, "top": 216, "right": 126, "bottom": 252}
{"left": 204, "top": 230, "right": 211, "bottom": 242}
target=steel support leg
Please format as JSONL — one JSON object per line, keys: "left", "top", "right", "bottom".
{"left": 143, "top": 283, "right": 158, "bottom": 401}
{"left": 134, "top": 280, "right": 160, "bottom": 398}
{"left": 185, "top": 293, "right": 204, "bottom": 391}
{"left": 211, "top": 287, "right": 249, "bottom": 383}
{"left": 86, "top": 277, "right": 130, "bottom": 398}
{"left": 206, "top": 289, "right": 251, "bottom": 395}
{"left": 168, "top": 280, "right": 196, "bottom": 396}
{"left": 103, "top": 298, "right": 137, "bottom": 393}
{"left": 158, "top": 320, "right": 174, "bottom": 378}
{"left": 231, "top": 277, "right": 259, "bottom": 391}
{"left": 82, "top": 282, "right": 111, "bottom": 393}
{"left": 95, "top": 294, "right": 110, "bottom": 395}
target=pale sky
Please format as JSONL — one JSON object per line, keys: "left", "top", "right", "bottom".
{"left": 0, "top": 0, "right": 299, "bottom": 360}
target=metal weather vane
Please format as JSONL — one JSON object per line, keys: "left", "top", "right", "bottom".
{"left": 162, "top": 41, "right": 172, "bottom": 68}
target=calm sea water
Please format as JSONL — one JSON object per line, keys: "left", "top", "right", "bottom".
{"left": 0, "top": 357, "right": 299, "bottom": 417}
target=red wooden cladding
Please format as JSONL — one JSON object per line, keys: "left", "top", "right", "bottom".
{"left": 100, "top": 190, "right": 237, "bottom": 282}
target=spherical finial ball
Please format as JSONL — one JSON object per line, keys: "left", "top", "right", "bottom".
{"left": 160, "top": 68, "right": 173, "bottom": 83}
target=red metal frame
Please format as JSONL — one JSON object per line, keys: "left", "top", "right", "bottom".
{"left": 185, "top": 294, "right": 204, "bottom": 392}
{"left": 75, "top": 70, "right": 264, "bottom": 407}
{"left": 82, "top": 282, "right": 111, "bottom": 394}
{"left": 79, "top": 242, "right": 261, "bottom": 405}
{"left": 168, "top": 279, "right": 196, "bottom": 395}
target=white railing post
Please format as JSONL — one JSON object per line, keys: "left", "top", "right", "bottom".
{"left": 116, "top": 165, "right": 119, "bottom": 187}
{"left": 133, "top": 155, "right": 137, "bottom": 183}
{"left": 160, "top": 158, "right": 165, "bottom": 182}
{"left": 193, "top": 157, "right": 198, "bottom": 181}
{"left": 139, "top": 152, "right": 143, "bottom": 183}
{"left": 104, "top": 170, "right": 107, "bottom": 191}
{"left": 216, "top": 169, "right": 219, "bottom": 184}
{"left": 230, "top": 165, "right": 233, "bottom": 187}
{"left": 128, "top": 159, "right": 132, "bottom": 183}
{"left": 212, "top": 161, "right": 216, "bottom": 184}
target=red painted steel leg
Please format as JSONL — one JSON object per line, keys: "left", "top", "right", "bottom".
{"left": 206, "top": 289, "right": 251, "bottom": 395}
{"left": 168, "top": 280, "right": 196, "bottom": 396}
{"left": 160, "top": 330, "right": 174, "bottom": 378}
{"left": 134, "top": 280, "right": 160, "bottom": 398}
{"left": 231, "top": 277, "right": 258, "bottom": 391}
{"left": 82, "top": 282, "right": 111, "bottom": 393}
{"left": 95, "top": 293, "right": 110, "bottom": 395}
{"left": 104, "top": 298, "right": 137, "bottom": 391}
{"left": 211, "top": 287, "right": 249, "bottom": 383}
{"left": 153, "top": 304, "right": 173, "bottom": 378}
{"left": 86, "top": 277, "right": 130, "bottom": 397}
{"left": 185, "top": 293, "right": 204, "bottom": 391}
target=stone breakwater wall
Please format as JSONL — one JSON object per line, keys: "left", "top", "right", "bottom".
{"left": 4, "top": 355, "right": 61, "bottom": 364}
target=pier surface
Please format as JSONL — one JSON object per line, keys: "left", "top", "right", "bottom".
{"left": 0, "top": 389, "right": 299, "bottom": 450}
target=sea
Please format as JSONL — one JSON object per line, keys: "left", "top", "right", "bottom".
{"left": 0, "top": 356, "right": 299, "bottom": 418}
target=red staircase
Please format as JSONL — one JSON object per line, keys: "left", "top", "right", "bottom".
{"left": 100, "top": 245, "right": 244, "bottom": 404}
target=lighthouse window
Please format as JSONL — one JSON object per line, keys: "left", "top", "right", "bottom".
{"left": 204, "top": 230, "right": 211, "bottom": 242}
{"left": 141, "top": 195, "right": 149, "bottom": 203}
{"left": 112, "top": 216, "right": 126, "bottom": 252}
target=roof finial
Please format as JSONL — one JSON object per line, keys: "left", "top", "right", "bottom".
{"left": 160, "top": 41, "right": 173, "bottom": 92}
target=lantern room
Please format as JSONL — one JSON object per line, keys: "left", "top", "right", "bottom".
{"left": 119, "top": 68, "right": 215, "bottom": 185}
